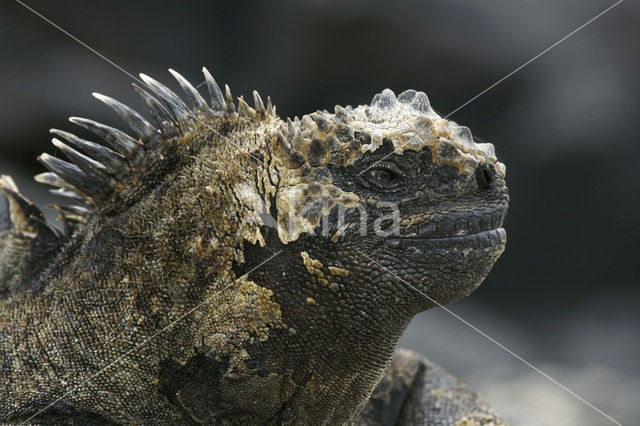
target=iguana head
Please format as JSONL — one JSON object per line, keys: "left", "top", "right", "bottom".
{"left": 263, "top": 88, "right": 508, "bottom": 314}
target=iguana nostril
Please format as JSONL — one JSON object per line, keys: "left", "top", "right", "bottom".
{"left": 475, "top": 164, "right": 493, "bottom": 190}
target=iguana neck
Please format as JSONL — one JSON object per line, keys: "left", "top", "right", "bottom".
{"left": 218, "top": 238, "right": 415, "bottom": 424}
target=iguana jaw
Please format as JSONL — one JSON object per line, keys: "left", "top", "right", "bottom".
{"left": 386, "top": 227, "right": 506, "bottom": 250}
{"left": 389, "top": 198, "right": 508, "bottom": 245}
{"left": 364, "top": 192, "right": 509, "bottom": 311}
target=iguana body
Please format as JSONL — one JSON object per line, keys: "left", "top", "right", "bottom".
{"left": 0, "top": 68, "right": 508, "bottom": 424}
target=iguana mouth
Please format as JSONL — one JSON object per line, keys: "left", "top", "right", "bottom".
{"left": 385, "top": 228, "right": 506, "bottom": 250}
{"left": 386, "top": 206, "right": 508, "bottom": 251}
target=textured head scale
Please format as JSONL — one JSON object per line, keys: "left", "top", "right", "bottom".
{"left": 266, "top": 87, "right": 506, "bottom": 243}
{"left": 286, "top": 88, "right": 504, "bottom": 173}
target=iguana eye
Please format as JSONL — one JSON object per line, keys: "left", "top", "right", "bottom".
{"left": 369, "top": 169, "right": 394, "bottom": 183}
{"left": 364, "top": 165, "right": 404, "bottom": 190}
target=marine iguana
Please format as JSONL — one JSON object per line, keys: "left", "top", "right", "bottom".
{"left": 0, "top": 68, "right": 508, "bottom": 424}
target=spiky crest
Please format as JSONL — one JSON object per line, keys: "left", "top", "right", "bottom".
{"left": 0, "top": 68, "right": 275, "bottom": 294}
{"left": 0, "top": 176, "right": 62, "bottom": 297}
{"left": 33, "top": 68, "right": 274, "bottom": 218}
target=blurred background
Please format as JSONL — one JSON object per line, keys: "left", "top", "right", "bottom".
{"left": 2, "top": 0, "right": 638, "bottom": 424}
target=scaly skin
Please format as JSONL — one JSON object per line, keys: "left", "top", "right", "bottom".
{"left": 0, "top": 68, "right": 508, "bottom": 424}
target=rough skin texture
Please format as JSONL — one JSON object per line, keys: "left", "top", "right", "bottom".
{"left": 0, "top": 68, "right": 508, "bottom": 424}
{"left": 355, "top": 349, "right": 505, "bottom": 425}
